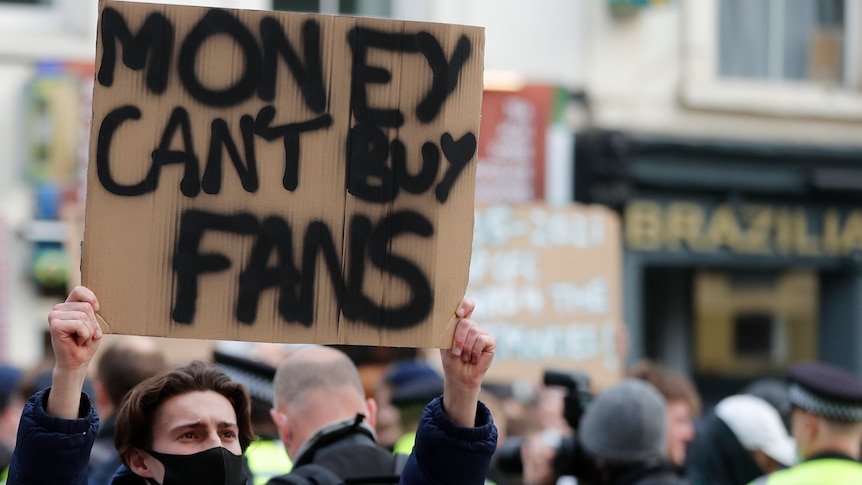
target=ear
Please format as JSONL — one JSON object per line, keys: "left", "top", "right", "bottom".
{"left": 270, "top": 407, "right": 291, "bottom": 447}
{"left": 126, "top": 448, "right": 158, "bottom": 479}
{"left": 365, "top": 397, "right": 378, "bottom": 430}
{"left": 807, "top": 412, "right": 823, "bottom": 438}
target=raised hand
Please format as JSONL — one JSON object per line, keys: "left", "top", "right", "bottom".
{"left": 440, "top": 298, "right": 496, "bottom": 427}
{"left": 46, "top": 286, "right": 103, "bottom": 419}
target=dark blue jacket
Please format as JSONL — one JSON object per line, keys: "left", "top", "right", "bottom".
{"left": 9, "top": 390, "right": 496, "bottom": 485}
{"left": 7, "top": 389, "right": 99, "bottom": 485}
{"left": 89, "top": 412, "right": 122, "bottom": 485}
{"left": 398, "top": 396, "right": 497, "bottom": 485}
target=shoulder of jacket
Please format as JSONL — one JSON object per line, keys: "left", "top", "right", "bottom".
{"left": 267, "top": 464, "right": 345, "bottom": 485}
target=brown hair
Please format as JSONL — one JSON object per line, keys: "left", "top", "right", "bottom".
{"left": 114, "top": 361, "right": 256, "bottom": 464}
{"left": 97, "top": 338, "right": 167, "bottom": 408}
{"left": 627, "top": 360, "right": 702, "bottom": 415}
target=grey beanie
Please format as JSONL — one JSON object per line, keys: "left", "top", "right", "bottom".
{"left": 578, "top": 378, "right": 667, "bottom": 463}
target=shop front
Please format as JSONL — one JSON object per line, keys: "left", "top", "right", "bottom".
{"left": 575, "top": 131, "right": 862, "bottom": 401}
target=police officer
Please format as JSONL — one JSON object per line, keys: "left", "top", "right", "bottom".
{"left": 750, "top": 362, "right": 862, "bottom": 484}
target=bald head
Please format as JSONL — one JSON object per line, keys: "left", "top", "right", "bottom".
{"left": 273, "top": 346, "right": 365, "bottom": 410}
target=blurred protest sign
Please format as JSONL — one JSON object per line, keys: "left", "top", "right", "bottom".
{"left": 476, "top": 85, "right": 555, "bottom": 203}
{"left": 83, "top": 1, "right": 484, "bottom": 347}
{"left": 468, "top": 204, "right": 624, "bottom": 389}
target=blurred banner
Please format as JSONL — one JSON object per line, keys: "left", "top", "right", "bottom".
{"left": 20, "top": 62, "right": 94, "bottom": 295}
{"left": 476, "top": 85, "right": 555, "bottom": 203}
{"left": 23, "top": 62, "right": 93, "bottom": 189}
{"left": 467, "top": 204, "right": 624, "bottom": 390}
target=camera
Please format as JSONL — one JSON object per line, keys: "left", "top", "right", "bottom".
{"left": 495, "top": 369, "right": 598, "bottom": 479}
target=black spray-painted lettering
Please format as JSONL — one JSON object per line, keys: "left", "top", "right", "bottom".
{"left": 98, "top": 7, "right": 174, "bottom": 93}
{"left": 202, "top": 115, "right": 258, "bottom": 194}
{"left": 96, "top": 105, "right": 146, "bottom": 196}
{"left": 237, "top": 216, "right": 299, "bottom": 324}
{"left": 435, "top": 132, "right": 476, "bottom": 203}
{"left": 97, "top": 105, "right": 202, "bottom": 198}
{"left": 253, "top": 106, "right": 333, "bottom": 191}
{"left": 178, "top": 9, "right": 262, "bottom": 107}
{"left": 414, "top": 32, "right": 471, "bottom": 122}
{"left": 348, "top": 27, "right": 418, "bottom": 127}
{"left": 98, "top": 10, "right": 474, "bottom": 202}
{"left": 152, "top": 107, "right": 202, "bottom": 197}
{"left": 337, "top": 211, "right": 434, "bottom": 329}
{"left": 345, "top": 123, "right": 397, "bottom": 203}
{"left": 344, "top": 26, "right": 476, "bottom": 204}
{"left": 346, "top": 127, "right": 474, "bottom": 203}
{"left": 259, "top": 17, "right": 326, "bottom": 113}
{"left": 237, "top": 217, "right": 344, "bottom": 326}
{"left": 172, "top": 209, "right": 433, "bottom": 329}
{"left": 348, "top": 27, "right": 471, "bottom": 126}
{"left": 364, "top": 210, "right": 434, "bottom": 328}
{"left": 96, "top": 105, "right": 331, "bottom": 197}
{"left": 100, "top": 8, "right": 328, "bottom": 110}
{"left": 394, "top": 142, "right": 439, "bottom": 195}
{"left": 172, "top": 210, "right": 259, "bottom": 324}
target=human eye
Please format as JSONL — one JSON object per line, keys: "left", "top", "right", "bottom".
{"left": 180, "top": 431, "right": 198, "bottom": 440}
{"left": 221, "top": 429, "right": 237, "bottom": 439}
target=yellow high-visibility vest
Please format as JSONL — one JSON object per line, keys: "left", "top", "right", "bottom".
{"left": 750, "top": 458, "right": 862, "bottom": 485}
{"left": 392, "top": 431, "right": 416, "bottom": 456}
{"left": 245, "top": 439, "right": 292, "bottom": 485}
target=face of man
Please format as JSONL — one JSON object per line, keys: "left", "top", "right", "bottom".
{"left": 138, "top": 390, "right": 242, "bottom": 483}
{"left": 665, "top": 399, "right": 695, "bottom": 466}
{"left": 150, "top": 390, "right": 241, "bottom": 454}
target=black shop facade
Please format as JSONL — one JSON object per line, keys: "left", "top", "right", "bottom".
{"left": 574, "top": 130, "right": 862, "bottom": 402}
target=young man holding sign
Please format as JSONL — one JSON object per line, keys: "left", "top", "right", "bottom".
{"left": 7, "top": 287, "right": 497, "bottom": 485}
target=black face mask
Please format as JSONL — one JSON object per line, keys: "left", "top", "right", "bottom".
{"left": 144, "top": 446, "right": 247, "bottom": 485}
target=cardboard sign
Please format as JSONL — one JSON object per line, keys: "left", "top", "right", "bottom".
{"left": 83, "top": 1, "right": 484, "bottom": 348}
{"left": 467, "top": 204, "right": 623, "bottom": 389}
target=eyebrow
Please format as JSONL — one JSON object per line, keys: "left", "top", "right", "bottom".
{"left": 171, "top": 421, "right": 239, "bottom": 433}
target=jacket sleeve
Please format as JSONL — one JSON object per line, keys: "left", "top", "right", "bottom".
{"left": 399, "top": 396, "right": 497, "bottom": 485}
{"left": 7, "top": 388, "right": 99, "bottom": 485}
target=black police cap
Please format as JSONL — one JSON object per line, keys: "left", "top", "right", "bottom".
{"left": 787, "top": 362, "right": 862, "bottom": 422}
{"left": 213, "top": 349, "right": 276, "bottom": 404}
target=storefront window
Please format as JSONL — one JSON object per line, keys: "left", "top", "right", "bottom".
{"left": 719, "top": 0, "right": 846, "bottom": 85}
{"left": 733, "top": 313, "right": 776, "bottom": 359}
{"left": 695, "top": 270, "right": 815, "bottom": 376}
{"left": 681, "top": 0, "right": 862, "bottom": 119}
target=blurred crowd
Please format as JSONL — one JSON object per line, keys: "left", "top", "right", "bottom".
{"left": 479, "top": 358, "right": 862, "bottom": 485}
{"left": 0, "top": 294, "right": 861, "bottom": 485}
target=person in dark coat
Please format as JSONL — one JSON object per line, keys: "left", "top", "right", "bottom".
{"left": 8, "top": 286, "right": 257, "bottom": 485}
{"left": 577, "top": 379, "right": 688, "bottom": 485}
{"left": 686, "top": 411, "right": 762, "bottom": 485}
{"left": 686, "top": 395, "right": 795, "bottom": 485}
